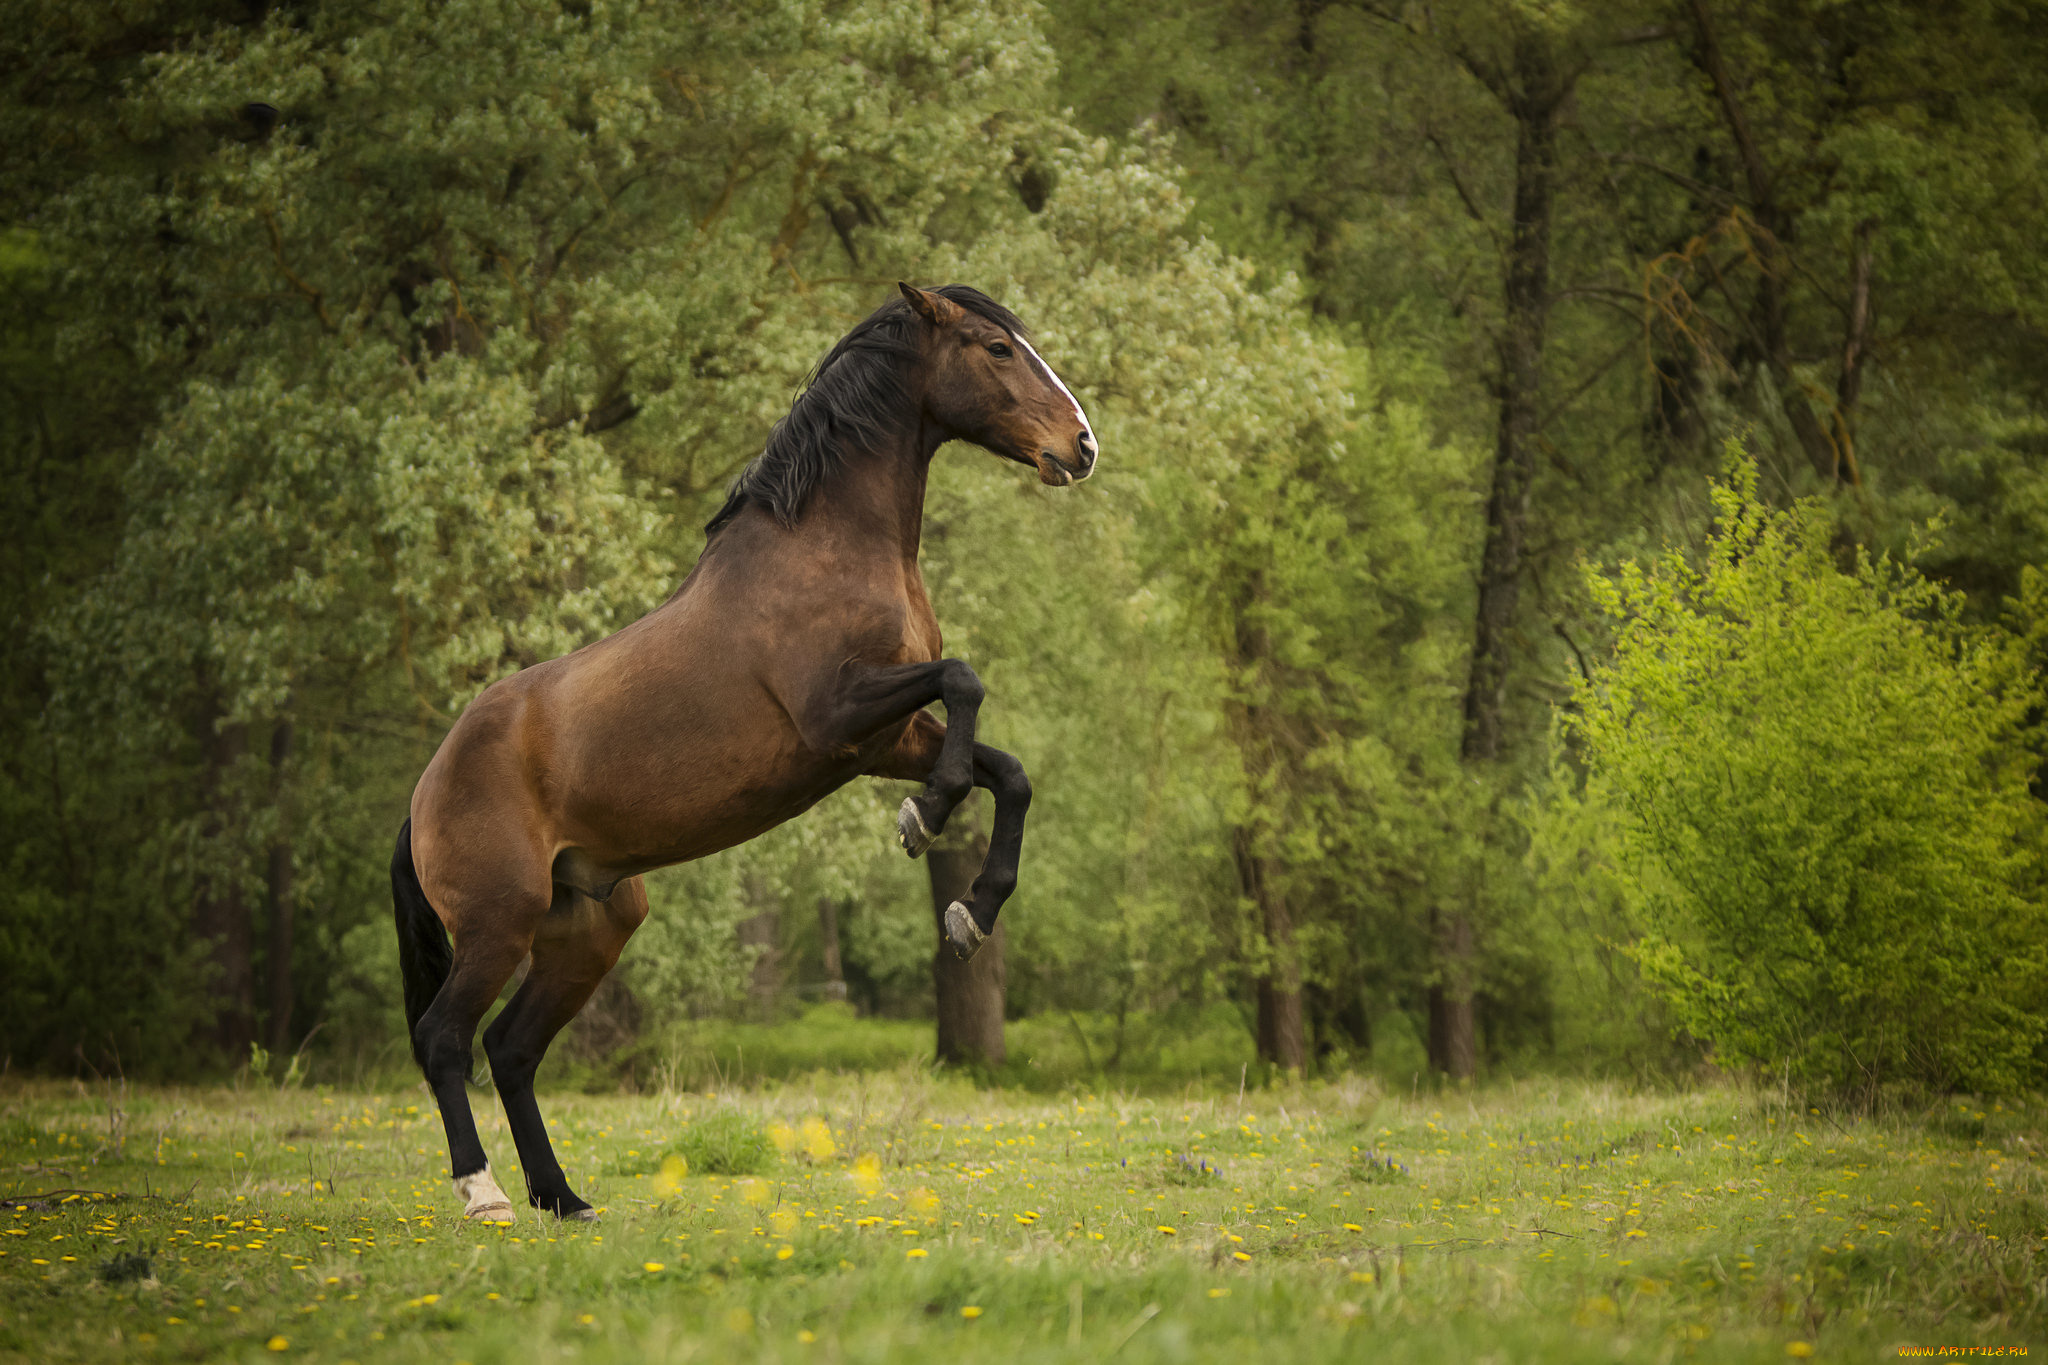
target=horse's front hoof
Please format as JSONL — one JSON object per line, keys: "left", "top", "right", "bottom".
{"left": 943, "top": 901, "right": 986, "bottom": 961}
{"left": 531, "top": 1191, "right": 599, "bottom": 1222}
{"left": 454, "top": 1165, "right": 515, "bottom": 1224}
{"left": 898, "top": 797, "right": 935, "bottom": 858}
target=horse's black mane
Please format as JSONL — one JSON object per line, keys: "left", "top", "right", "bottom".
{"left": 705, "top": 285, "right": 1030, "bottom": 537}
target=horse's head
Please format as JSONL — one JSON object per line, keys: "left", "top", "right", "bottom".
{"left": 899, "top": 283, "right": 1097, "bottom": 487}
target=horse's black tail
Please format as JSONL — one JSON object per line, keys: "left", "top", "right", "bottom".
{"left": 391, "top": 818, "right": 451, "bottom": 1073}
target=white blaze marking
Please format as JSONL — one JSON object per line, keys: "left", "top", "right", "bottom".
{"left": 1013, "top": 334, "right": 1092, "bottom": 434}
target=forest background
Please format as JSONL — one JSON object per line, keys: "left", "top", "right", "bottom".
{"left": 5, "top": 0, "right": 2048, "bottom": 1105}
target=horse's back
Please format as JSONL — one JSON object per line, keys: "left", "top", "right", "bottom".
{"left": 411, "top": 528, "right": 900, "bottom": 897}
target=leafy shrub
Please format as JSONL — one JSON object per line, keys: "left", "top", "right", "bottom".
{"left": 1568, "top": 455, "right": 2048, "bottom": 1100}
{"left": 669, "top": 1109, "right": 777, "bottom": 1176}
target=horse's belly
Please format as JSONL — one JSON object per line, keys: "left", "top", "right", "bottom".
{"left": 551, "top": 743, "right": 860, "bottom": 895}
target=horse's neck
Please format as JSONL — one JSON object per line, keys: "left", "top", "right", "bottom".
{"left": 812, "top": 423, "right": 941, "bottom": 565}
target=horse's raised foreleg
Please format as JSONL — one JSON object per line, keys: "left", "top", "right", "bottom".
{"left": 802, "top": 659, "right": 985, "bottom": 855}
{"left": 871, "top": 712, "right": 1031, "bottom": 960}
{"left": 481, "top": 879, "right": 646, "bottom": 1221}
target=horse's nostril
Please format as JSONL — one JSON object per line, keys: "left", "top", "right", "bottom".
{"left": 1078, "top": 430, "right": 1097, "bottom": 456}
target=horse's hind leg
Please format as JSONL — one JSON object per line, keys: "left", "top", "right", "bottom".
{"left": 413, "top": 921, "right": 534, "bottom": 1223}
{"left": 482, "top": 878, "right": 648, "bottom": 1220}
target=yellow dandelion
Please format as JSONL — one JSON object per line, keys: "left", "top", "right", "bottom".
{"left": 1785, "top": 1346, "right": 1815, "bottom": 1360}
{"left": 577, "top": 1314, "right": 595, "bottom": 1326}
{"left": 906, "top": 1248, "right": 928, "bottom": 1259}
{"left": 777, "top": 1246, "right": 794, "bottom": 1260}
{"left": 961, "top": 1305, "right": 983, "bottom": 1319}
{"left": 642, "top": 1261, "right": 665, "bottom": 1273}
{"left": 798, "top": 1329, "right": 818, "bottom": 1343}
{"left": 1233, "top": 1251, "right": 1251, "bottom": 1262}
{"left": 854, "top": 1154, "right": 883, "bottom": 1195}
{"left": 652, "top": 1153, "right": 689, "bottom": 1197}
{"left": 1207, "top": 1287, "right": 1230, "bottom": 1299}
{"left": 1342, "top": 1223, "right": 1363, "bottom": 1232}
{"left": 1157, "top": 1226, "right": 1177, "bottom": 1235}
{"left": 801, "top": 1117, "right": 836, "bottom": 1162}
{"left": 1349, "top": 1271, "right": 1374, "bottom": 1284}
{"left": 265, "top": 1336, "right": 288, "bottom": 1352}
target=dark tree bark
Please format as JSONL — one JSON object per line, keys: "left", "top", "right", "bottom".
{"left": 1225, "top": 571, "right": 1307, "bottom": 1072}
{"left": 193, "top": 702, "right": 254, "bottom": 1058}
{"left": 263, "top": 717, "right": 294, "bottom": 1058}
{"left": 1833, "top": 216, "right": 1878, "bottom": 481}
{"left": 1460, "top": 32, "right": 1562, "bottom": 769}
{"left": 1686, "top": 0, "right": 1855, "bottom": 485}
{"left": 737, "top": 878, "right": 783, "bottom": 1017}
{"left": 1235, "top": 826, "right": 1305, "bottom": 1071}
{"left": 929, "top": 802, "right": 1004, "bottom": 1066}
{"left": 1438, "top": 28, "right": 1568, "bottom": 1081}
{"left": 817, "top": 896, "right": 848, "bottom": 1003}
{"left": 1425, "top": 908, "right": 1477, "bottom": 1079}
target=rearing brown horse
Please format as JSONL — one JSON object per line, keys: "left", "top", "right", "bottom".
{"left": 391, "top": 284, "right": 1096, "bottom": 1223}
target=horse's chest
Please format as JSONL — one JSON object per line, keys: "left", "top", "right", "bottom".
{"left": 900, "top": 583, "right": 942, "bottom": 662}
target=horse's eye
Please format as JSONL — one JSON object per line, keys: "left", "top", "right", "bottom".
{"left": 987, "top": 342, "right": 1012, "bottom": 359}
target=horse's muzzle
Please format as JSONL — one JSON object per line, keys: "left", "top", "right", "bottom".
{"left": 1036, "top": 431, "right": 1097, "bottom": 486}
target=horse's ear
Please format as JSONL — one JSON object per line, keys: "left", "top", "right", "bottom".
{"left": 897, "top": 282, "right": 961, "bottom": 327}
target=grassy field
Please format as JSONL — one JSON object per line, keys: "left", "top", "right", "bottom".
{"left": 1, "top": 1068, "right": 2042, "bottom": 1363}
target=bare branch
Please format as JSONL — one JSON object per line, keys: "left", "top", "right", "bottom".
{"left": 261, "top": 209, "right": 335, "bottom": 333}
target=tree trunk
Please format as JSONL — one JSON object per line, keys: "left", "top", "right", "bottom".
{"left": 1687, "top": 0, "right": 1850, "bottom": 485}
{"left": 1461, "top": 36, "right": 1560, "bottom": 769}
{"left": 263, "top": 717, "right": 294, "bottom": 1058}
{"left": 1441, "top": 32, "right": 1565, "bottom": 1081}
{"left": 817, "top": 896, "right": 848, "bottom": 1003}
{"left": 737, "top": 879, "right": 783, "bottom": 1018}
{"left": 1426, "top": 908, "right": 1477, "bottom": 1079}
{"left": 929, "top": 801, "right": 1004, "bottom": 1066}
{"left": 194, "top": 704, "right": 255, "bottom": 1059}
{"left": 1236, "top": 826, "right": 1305, "bottom": 1071}
{"left": 1224, "top": 568, "right": 1307, "bottom": 1074}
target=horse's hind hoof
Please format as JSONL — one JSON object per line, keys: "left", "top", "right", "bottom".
{"left": 943, "top": 902, "right": 987, "bottom": 961}
{"left": 560, "top": 1206, "right": 601, "bottom": 1223}
{"left": 898, "top": 797, "right": 935, "bottom": 858}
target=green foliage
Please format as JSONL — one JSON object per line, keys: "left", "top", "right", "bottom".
{"left": 9, "top": 0, "right": 2048, "bottom": 1092}
{"left": 666, "top": 1109, "right": 778, "bottom": 1178}
{"left": 1567, "top": 454, "right": 2048, "bottom": 1098}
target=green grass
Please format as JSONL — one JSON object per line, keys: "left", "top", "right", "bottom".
{"left": 2, "top": 1068, "right": 2043, "bottom": 1363}
{"left": 604, "top": 1002, "right": 1280, "bottom": 1094}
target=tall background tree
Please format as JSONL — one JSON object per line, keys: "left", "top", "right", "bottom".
{"left": 5, "top": 0, "right": 2048, "bottom": 1094}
